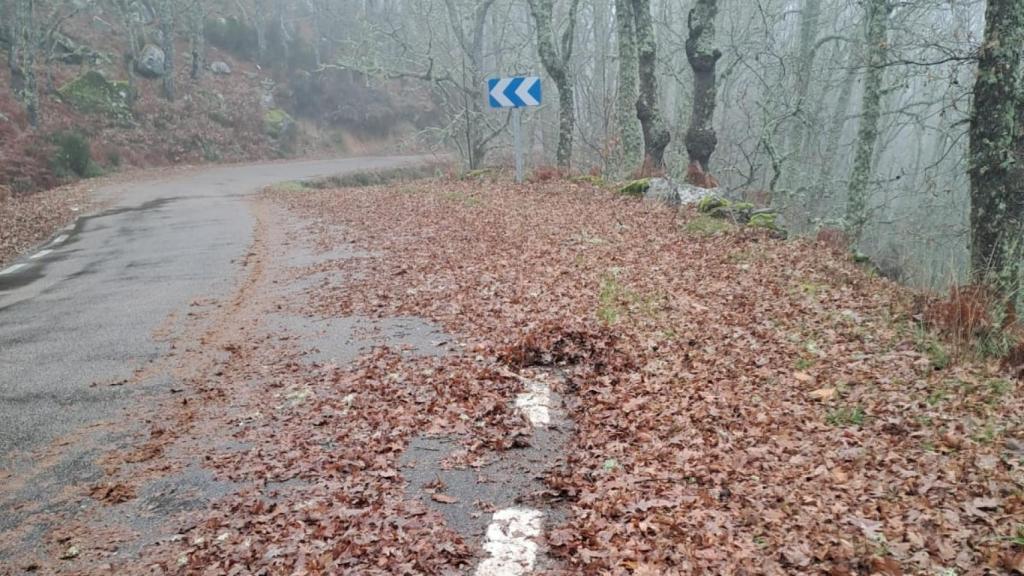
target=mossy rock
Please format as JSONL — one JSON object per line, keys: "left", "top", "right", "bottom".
{"left": 748, "top": 212, "right": 782, "bottom": 232}
{"left": 263, "top": 108, "right": 295, "bottom": 139}
{"left": 698, "top": 195, "right": 729, "bottom": 213}
{"left": 618, "top": 178, "right": 651, "bottom": 197}
{"left": 58, "top": 71, "right": 134, "bottom": 121}
{"left": 685, "top": 214, "right": 735, "bottom": 236}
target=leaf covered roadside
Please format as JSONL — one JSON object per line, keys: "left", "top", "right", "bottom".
{"left": 274, "top": 177, "right": 1024, "bottom": 575}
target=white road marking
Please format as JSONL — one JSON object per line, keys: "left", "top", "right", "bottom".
{"left": 0, "top": 263, "right": 28, "bottom": 276}
{"left": 30, "top": 250, "right": 52, "bottom": 260}
{"left": 474, "top": 508, "right": 544, "bottom": 576}
{"left": 51, "top": 235, "right": 69, "bottom": 246}
{"left": 514, "top": 379, "right": 551, "bottom": 427}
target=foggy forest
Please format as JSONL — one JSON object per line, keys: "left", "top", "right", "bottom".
{"left": 2, "top": 0, "right": 1024, "bottom": 574}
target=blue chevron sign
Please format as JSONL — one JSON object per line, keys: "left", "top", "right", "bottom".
{"left": 488, "top": 76, "right": 542, "bottom": 109}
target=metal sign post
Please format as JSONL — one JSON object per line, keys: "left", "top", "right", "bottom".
{"left": 488, "top": 76, "right": 542, "bottom": 184}
{"left": 512, "top": 109, "right": 523, "bottom": 183}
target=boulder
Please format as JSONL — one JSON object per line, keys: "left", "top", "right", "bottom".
{"left": 619, "top": 177, "right": 720, "bottom": 207}
{"left": 209, "top": 61, "right": 232, "bottom": 75}
{"left": 135, "top": 44, "right": 165, "bottom": 78}
{"left": 618, "top": 178, "right": 650, "bottom": 198}
{"left": 58, "top": 70, "right": 134, "bottom": 121}
{"left": 263, "top": 108, "right": 295, "bottom": 139}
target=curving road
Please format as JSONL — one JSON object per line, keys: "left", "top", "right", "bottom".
{"left": 0, "top": 156, "right": 424, "bottom": 477}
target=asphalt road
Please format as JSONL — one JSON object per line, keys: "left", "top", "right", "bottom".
{"left": 0, "top": 157, "right": 423, "bottom": 468}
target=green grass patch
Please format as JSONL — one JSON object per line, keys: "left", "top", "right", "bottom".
{"left": 914, "top": 325, "right": 951, "bottom": 370}
{"left": 826, "top": 405, "right": 866, "bottom": 427}
{"left": 684, "top": 215, "right": 735, "bottom": 236}
{"left": 301, "top": 164, "right": 445, "bottom": 190}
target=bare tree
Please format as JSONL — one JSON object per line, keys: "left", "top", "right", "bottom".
{"left": 614, "top": 0, "right": 641, "bottom": 172}
{"left": 156, "top": 0, "right": 176, "bottom": 100}
{"left": 684, "top": 0, "right": 722, "bottom": 177}
{"left": 8, "top": 0, "right": 39, "bottom": 127}
{"left": 630, "top": 0, "right": 669, "bottom": 174}
{"left": 846, "top": 0, "right": 889, "bottom": 239}
{"left": 527, "top": 0, "right": 582, "bottom": 168}
{"left": 188, "top": 0, "right": 205, "bottom": 80}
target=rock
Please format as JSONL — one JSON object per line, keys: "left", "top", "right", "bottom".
{"left": 209, "top": 61, "right": 232, "bottom": 75}
{"left": 697, "top": 195, "right": 756, "bottom": 223}
{"left": 58, "top": 70, "right": 135, "bottom": 121}
{"left": 643, "top": 178, "right": 677, "bottom": 203}
{"left": 620, "top": 177, "right": 719, "bottom": 207}
{"left": 263, "top": 108, "right": 295, "bottom": 139}
{"left": 749, "top": 211, "right": 782, "bottom": 231}
{"left": 675, "top": 183, "right": 720, "bottom": 206}
{"left": 618, "top": 178, "right": 651, "bottom": 198}
{"left": 647, "top": 179, "right": 719, "bottom": 207}
{"left": 136, "top": 44, "right": 165, "bottom": 78}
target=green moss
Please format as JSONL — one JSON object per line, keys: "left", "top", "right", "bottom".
{"left": 58, "top": 71, "right": 134, "bottom": 121}
{"left": 748, "top": 212, "right": 780, "bottom": 230}
{"left": 698, "top": 195, "right": 728, "bottom": 213}
{"left": 572, "top": 175, "right": 606, "bottom": 187}
{"left": 685, "top": 215, "right": 735, "bottom": 236}
{"left": 263, "top": 108, "right": 294, "bottom": 138}
{"left": 618, "top": 178, "right": 651, "bottom": 197}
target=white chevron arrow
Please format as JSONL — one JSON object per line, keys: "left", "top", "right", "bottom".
{"left": 490, "top": 78, "right": 515, "bottom": 108}
{"left": 515, "top": 77, "right": 540, "bottom": 106}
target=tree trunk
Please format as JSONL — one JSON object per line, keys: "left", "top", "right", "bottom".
{"left": 10, "top": 0, "right": 39, "bottom": 127}
{"left": 615, "top": 0, "right": 642, "bottom": 172}
{"left": 787, "top": 0, "right": 822, "bottom": 178}
{"left": 845, "top": 0, "right": 888, "bottom": 240}
{"left": 969, "top": 0, "right": 1024, "bottom": 292}
{"left": 157, "top": 0, "right": 176, "bottom": 100}
{"left": 189, "top": 0, "right": 205, "bottom": 80}
{"left": 630, "top": 0, "right": 669, "bottom": 174}
{"left": 527, "top": 0, "right": 581, "bottom": 168}
{"left": 684, "top": 0, "right": 721, "bottom": 173}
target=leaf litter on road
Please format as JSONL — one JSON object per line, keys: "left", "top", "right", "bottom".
{"left": 12, "top": 175, "right": 1022, "bottom": 575}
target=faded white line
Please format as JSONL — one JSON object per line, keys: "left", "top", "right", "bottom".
{"left": 514, "top": 379, "right": 551, "bottom": 427}
{"left": 0, "top": 263, "right": 28, "bottom": 276}
{"left": 474, "top": 508, "right": 544, "bottom": 576}
{"left": 30, "top": 250, "right": 52, "bottom": 260}
{"left": 51, "top": 235, "right": 69, "bottom": 246}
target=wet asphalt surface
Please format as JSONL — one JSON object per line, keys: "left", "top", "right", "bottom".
{"left": 0, "top": 155, "right": 566, "bottom": 572}
{"left": 0, "top": 156, "right": 422, "bottom": 484}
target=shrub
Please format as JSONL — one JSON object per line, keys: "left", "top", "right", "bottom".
{"left": 49, "top": 131, "right": 101, "bottom": 179}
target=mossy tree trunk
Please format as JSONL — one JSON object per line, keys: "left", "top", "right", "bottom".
{"left": 527, "top": 0, "right": 582, "bottom": 169}
{"left": 156, "top": 0, "right": 176, "bottom": 100}
{"left": 113, "top": 0, "right": 142, "bottom": 88}
{"left": 684, "top": 0, "right": 721, "bottom": 172}
{"left": 188, "top": 0, "right": 205, "bottom": 80}
{"left": 845, "top": 0, "right": 888, "bottom": 240}
{"left": 9, "top": 0, "right": 39, "bottom": 127}
{"left": 615, "top": 0, "right": 642, "bottom": 172}
{"left": 630, "top": 0, "right": 670, "bottom": 174}
{"left": 969, "top": 0, "right": 1024, "bottom": 294}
